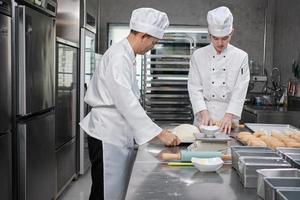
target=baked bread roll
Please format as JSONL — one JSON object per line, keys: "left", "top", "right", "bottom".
{"left": 253, "top": 131, "right": 267, "bottom": 138}
{"left": 248, "top": 139, "right": 267, "bottom": 147}
{"left": 286, "top": 141, "right": 300, "bottom": 148}
{"left": 288, "top": 133, "right": 300, "bottom": 142}
{"left": 237, "top": 132, "right": 252, "bottom": 140}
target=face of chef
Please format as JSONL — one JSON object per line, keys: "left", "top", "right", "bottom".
{"left": 210, "top": 30, "right": 233, "bottom": 54}
{"left": 137, "top": 34, "right": 159, "bottom": 55}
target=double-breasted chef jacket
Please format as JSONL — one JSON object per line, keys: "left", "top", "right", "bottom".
{"left": 80, "top": 38, "right": 161, "bottom": 148}
{"left": 188, "top": 43, "right": 250, "bottom": 122}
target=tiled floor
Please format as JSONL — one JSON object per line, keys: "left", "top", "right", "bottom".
{"left": 58, "top": 169, "right": 92, "bottom": 200}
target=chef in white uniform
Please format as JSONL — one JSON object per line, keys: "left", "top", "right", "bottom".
{"left": 188, "top": 6, "right": 250, "bottom": 134}
{"left": 80, "top": 8, "right": 180, "bottom": 200}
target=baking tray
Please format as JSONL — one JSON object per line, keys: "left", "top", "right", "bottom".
{"left": 194, "top": 132, "right": 231, "bottom": 142}
{"left": 276, "top": 147, "right": 300, "bottom": 158}
{"left": 238, "top": 157, "right": 291, "bottom": 188}
{"left": 232, "top": 151, "right": 279, "bottom": 171}
{"left": 264, "top": 177, "right": 300, "bottom": 200}
{"left": 277, "top": 188, "right": 300, "bottom": 200}
{"left": 245, "top": 123, "right": 299, "bottom": 134}
{"left": 285, "top": 154, "right": 300, "bottom": 163}
{"left": 231, "top": 146, "right": 273, "bottom": 170}
{"left": 187, "top": 141, "right": 228, "bottom": 152}
{"left": 256, "top": 168, "right": 300, "bottom": 199}
{"left": 290, "top": 159, "right": 300, "bottom": 169}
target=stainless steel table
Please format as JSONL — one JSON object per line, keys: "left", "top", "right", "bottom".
{"left": 125, "top": 139, "right": 260, "bottom": 200}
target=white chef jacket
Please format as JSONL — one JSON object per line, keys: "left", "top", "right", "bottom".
{"left": 188, "top": 43, "right": 250, "bottom": 122}
{"left": 79, "top": 38, "right": 161, "bottom": 148}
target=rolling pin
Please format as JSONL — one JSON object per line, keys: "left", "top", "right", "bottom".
{"left": 160, "top": 150, "right": 231, "bottom": 162}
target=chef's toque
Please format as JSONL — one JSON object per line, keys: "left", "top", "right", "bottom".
{"left": 207, "top": 6, "right": 233, "bottom": 37}
{"left": 130, "top": 8, "right": 169, "bottom": 39}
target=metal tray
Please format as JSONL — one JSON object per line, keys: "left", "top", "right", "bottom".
{"left": 238, "top": 157, "right": 291, "bottom": 188}
{"left": 276, "top": 148, "right": 300, "bottom": 158}
{"left": 194, "top": 132, "right": 231, "bottom": 142}
{"left": 290, "top": 159, "right": 300, "bottom": 169}
{"left": 245, "top": 123, "right": 299, "bottom": 134}
{"left": 264, "top": 177, "right": 300, "bottom": 200}
{"left": 232, "top": 151, "right": 279, "bottom": 171}
{"left": 285, "top": 154, "right": 300, "bottom": 163}
{"left": 231, "top": 146, "right": 273, "bottom": 170}
{"left": 256, "top": 168, "right": 300, "bottom": 199}
{"left": 277, "top": 188, "right": 300, "bottom": 200}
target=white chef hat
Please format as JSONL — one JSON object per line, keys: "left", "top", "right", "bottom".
{"left": 207, "top": 6, "right": 233, "bottom": 37}
{"left": 130, "top": 8, "right": 169, "bottom": 39}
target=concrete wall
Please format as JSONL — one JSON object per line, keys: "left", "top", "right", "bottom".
{"left": 273, "top": 0, "right": 300, "bottom": 84}
{"left": 98, "top": 0, "right": 275, "bottom": 74}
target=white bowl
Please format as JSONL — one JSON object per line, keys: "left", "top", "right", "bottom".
{"left": 199, "top": 125, "right": 219, "bottom": 138}
{"left": 191, "top": 157, "right": 224, "bottom": 172}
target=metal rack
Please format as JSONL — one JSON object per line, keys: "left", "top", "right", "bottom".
{"left": 141, "top": 33, "right": 196, "bottom": 126}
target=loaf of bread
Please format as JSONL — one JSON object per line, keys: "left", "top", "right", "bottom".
{"left": 286, "top": 141, "right": 300, "bottom": 148}
{"left": 253, "top": 131, "right": 267, "bottom": 138}
{"left": 236, "top": 130, "right": 300, "bottom": 149}
{"left": 237, "top": 132, "right": 252, "bottom": 140}
{"left": 248, "top": 139, "right": 267, "bottom": 147}
{"left": 288, "top": 133, "right": 300, "bottom": 142}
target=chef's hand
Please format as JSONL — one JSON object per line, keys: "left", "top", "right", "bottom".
{"left": 219, "top": 113, "right": 233, "bottom": 134}
{"left": 157, "top": 129, "right": 181, "bottom": 147}
{"left": 196, "top": 110, "right": 213, "bottom": 126}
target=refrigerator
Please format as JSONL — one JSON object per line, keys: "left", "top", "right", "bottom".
{"left": 14, "top": 0, "right": 57, "bottom": 199}
{"left": 0, "top": 1, "right": 12, "bottom": 200}
{"left": 79, "top": 27, "right": 96, "bottom": 174}
{"left": 55, "top": 37, "right": 78, "bottom": 197}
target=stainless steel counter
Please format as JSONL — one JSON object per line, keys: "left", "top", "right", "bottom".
{"left": 242, "top": 105, "right": 300, "bottom": 128}
{"left": 125, "top": 138, "right": 260, "bottom": 200}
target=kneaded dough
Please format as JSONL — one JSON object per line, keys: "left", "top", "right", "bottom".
{"left": 172, "top": 124, "right": 199, "bottom": 142}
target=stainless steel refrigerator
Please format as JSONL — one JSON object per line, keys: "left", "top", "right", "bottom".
{"left": 55, "top": 37, "right": 78, "bottom": 197}
{"left": 0, "top": 1, "right": 12, "bottom": 199}
{"left": 79, "top": 27, "right": 96, "bottom": 174}
{"left": 14, "top": 0, "right": 57, "bottom": 199}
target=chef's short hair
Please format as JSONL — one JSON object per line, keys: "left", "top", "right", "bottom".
{"left": 130, "top": 29, "right": 139, "bottom": 34}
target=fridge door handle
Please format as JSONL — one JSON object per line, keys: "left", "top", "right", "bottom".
{"left": 18, "top": 124, "right": 27, "bottom": 200}
{"left": 16, "top": 6, "right": 27, "bottom": 116}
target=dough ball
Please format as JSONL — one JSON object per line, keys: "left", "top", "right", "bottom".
{"left": 172, "top": 124, "right": 198, "bottom": 141}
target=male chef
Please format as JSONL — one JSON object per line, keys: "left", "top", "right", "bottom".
{"left": 188, "top": 6, "right": 250, "bottom": 134}
{"left": 80, "top": 7, "right": 181, "bottom": 200}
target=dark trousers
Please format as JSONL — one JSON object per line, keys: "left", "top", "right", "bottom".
{"left": 87, "top": 136, "right": 104, "bottom": 200}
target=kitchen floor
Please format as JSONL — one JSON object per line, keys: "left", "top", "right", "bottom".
{"left": 58, "top": 169, "right": 92, "bottom": 200}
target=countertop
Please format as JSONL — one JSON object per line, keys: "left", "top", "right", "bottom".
{"left": 243, "top": 105, "right": 300, "bottom": 114}
{"left": 125, "top": 134, "right": 260, "bottom": 200}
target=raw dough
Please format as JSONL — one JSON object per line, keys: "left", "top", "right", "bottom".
{"left": 172, "top": 124, "right": 199, "bottom": 142}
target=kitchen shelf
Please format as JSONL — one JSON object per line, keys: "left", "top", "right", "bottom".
{"left": 141, "top": 33, "right": 196, "bottom": 125}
